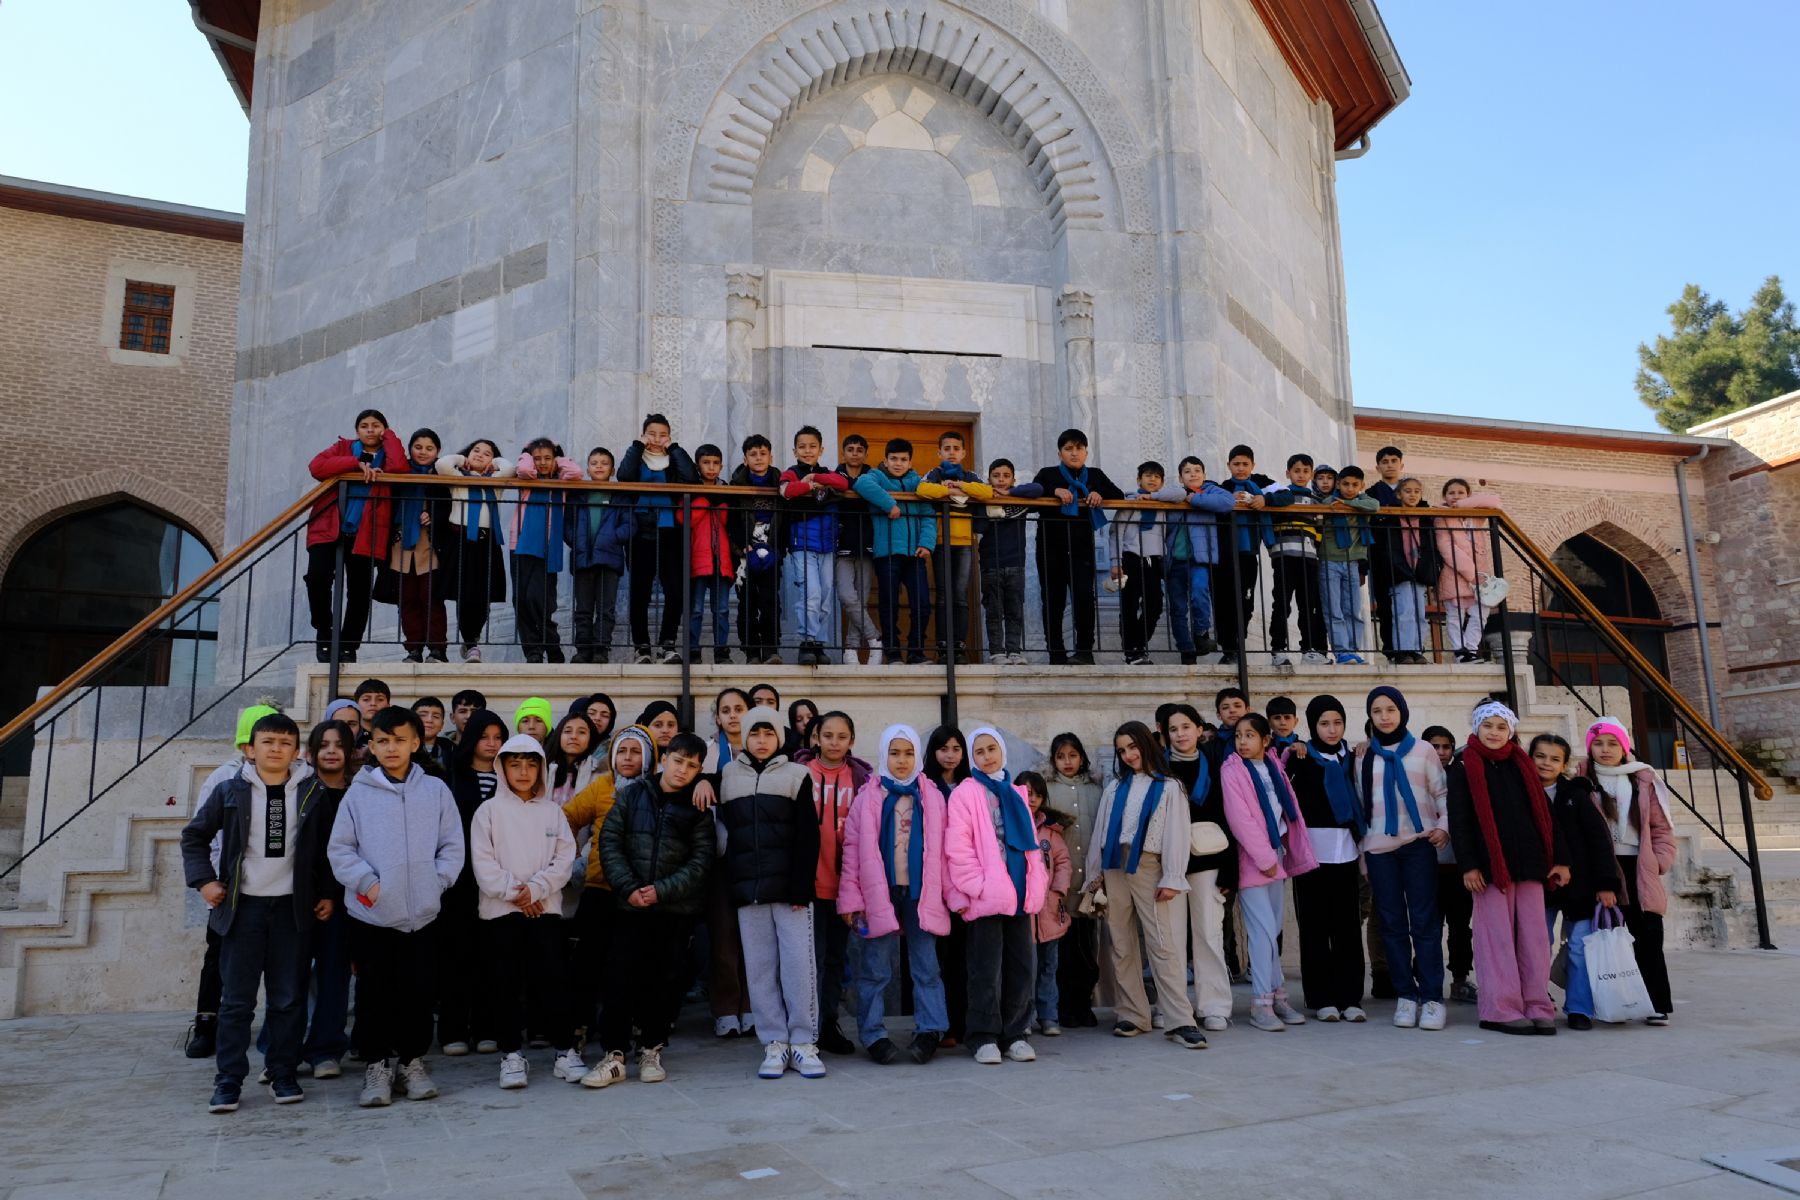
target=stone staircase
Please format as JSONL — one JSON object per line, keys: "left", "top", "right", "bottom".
{"left": 0, "top": 776, "right": 26, "bottom": 910}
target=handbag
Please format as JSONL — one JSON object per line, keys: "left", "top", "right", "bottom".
{"left": 1585, "top": 904, "right": 1654, "bottom": 1023}
{"left": 371, "top": 564, "right": 401, "bottom": 605}
{"left": 1189, "top": 821, "right": 1229, "bottom": 857}
{"left": 1477, "top": 572, "right": 1510, "bottom": 608}
{"left": 1075, "top": 886, "right": 1108, "bottom": 918}
{"left": 1549, "top": 932, "right": 1570, "bottom": 991}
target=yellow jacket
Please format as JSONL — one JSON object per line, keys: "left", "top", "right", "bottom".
{"left": 915, "top": 477, "right": 995, "bottom": 547}
{"left": 562, "top": 774, "right": 617, "bottom": 889}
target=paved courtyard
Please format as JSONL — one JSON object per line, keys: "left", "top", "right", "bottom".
{"left": 5, "top": 949, "right": 1800, "bottom": 1199}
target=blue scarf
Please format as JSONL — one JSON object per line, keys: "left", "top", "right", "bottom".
{"left": 1057, "top": 464, "right": 1108, "bottom": 531}
{"left": 1243, "top": 756, "right": 1300, "bottom": 852}
{"left": 397, "top": 461, "right": 435, "bottom": 551}
{"left": 516, "top": 487, "right": 566, "bottom": 572}
{"left": 342, "top": 442, "right": 385, "bottom": 533}
{"left": 1309, "top": 741, "right": 1368, "bottom": 837}
{"left": 878, "top": 775, "right": 925, "bottom": 900}
{"left": 1100, "top": 774, "right": 1167, "bottom": 874}
{"left": 1272, "top": 732, "right": 1299, "bottom": 754}
{"left": 973, "top": 768, "right": 1037, "bottom": 913}
{"left": 1361, "top": 733, "right": 1425, "bottom": 836}
{"left": 464, "top": 474, "right": 501, "bottom": 541}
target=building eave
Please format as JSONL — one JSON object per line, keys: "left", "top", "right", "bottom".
{"left": 191, "top": 0, "right": 258, "bottom": 115}
{"left": 0, "top": 175, "right": 244, "bottom": 243}
{"left": 1354, "top": 407, "right": 1729, "bottom": 458}
{"left": 1247, "top": 0, "right": 1412, "bottom": 151}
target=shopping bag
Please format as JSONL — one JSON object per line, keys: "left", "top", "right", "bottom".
{"left": 1584, "top": 905, "right": 1653, "bottom": 1023}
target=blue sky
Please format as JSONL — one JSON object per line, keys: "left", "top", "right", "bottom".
{"left": 1, "top": 1, "right": 1794, "bottom": 432}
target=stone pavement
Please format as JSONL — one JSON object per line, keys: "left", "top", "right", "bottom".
{"left": 5, "top": 950, "right": 1800, "bottom": 1200}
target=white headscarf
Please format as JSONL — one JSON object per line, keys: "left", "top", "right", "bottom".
{"left": 879, "top": 724, "right": 924, "bottom": 785}
{"left": 967, "top": 724, "right": 1009, "bottom": 779}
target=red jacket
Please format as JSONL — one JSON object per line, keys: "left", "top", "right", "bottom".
{"left": 307, "top": 430, "right": 409, "bottom": 554}
{"left": 686, "top": 495, "right": 734, "bottom": 578}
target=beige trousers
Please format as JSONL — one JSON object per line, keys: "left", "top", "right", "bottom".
{"left": 1102, "top": 854, "right": 1197, "bottom": 1029}
{"left": 1182, "top": 869, "right": 1235, "bottom": 1019}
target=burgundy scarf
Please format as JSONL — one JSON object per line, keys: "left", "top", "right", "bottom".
{"left": 1462, "top": 736, "right": 1555, "bottom": 891}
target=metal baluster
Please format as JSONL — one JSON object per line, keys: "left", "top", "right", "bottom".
{"left": 1227, "top": 510, "right": 1250, "bottom": 697}
{"left": 328, "top": 481, "right": 347, "bottom": 699}
{"left": 939, "top": 501, "right": 957, "bottom": 729}
{"left": 1739, "top": 773, "right": 1776, "bottom": 949}
{"left": 1488, "top": 519, "right": 1515, "bottom": 705}
{"left": 679, "top": 492, "right": 694, "bottom": 730}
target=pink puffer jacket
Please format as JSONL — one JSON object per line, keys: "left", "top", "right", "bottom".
{"left": 836, "top": 776, "right": 950, "bottom": 937}
{"left": 1220, "top": 755, "right": 1319, "bottom": 888}
{"left": 944, "top": 778, "right": 1048, "bottom": 920}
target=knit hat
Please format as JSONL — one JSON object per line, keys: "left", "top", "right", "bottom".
{"left": 1304, "top": 695, "right": 1345, "bottom": 740}
{"left": 514, "top": 696, "right": 554, "bottom": 731}
{"left": 609, "top": 724, "right": 658, "bottom": 777}
{"left": 743, "top": 706, "right": 781, "bottom": 735}
{"left": 635, "top": 700, "right": 679, "bottom": 729}
{"left": 1313, "top": 464, "right": 1336, "bottom": 478}
{"left": 1365, "top": 685, "right": 1409, "bottom": 728}
{"left": 1470, "top": 699, "right": 1518, "bottom": 735}
{"left": 1584, "top": 715, "right": 1633, "bottom": 759}
{"left": 234, "top": 704, "right": 280, "bottom": 747}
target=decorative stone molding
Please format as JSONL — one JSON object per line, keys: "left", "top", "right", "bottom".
{"left": 1058, "top": 285, "right": 1097, "bottom": 449}
{"left": 0, "top": 472, "right": 223, "bottom": 584}
{"left": 726, "top": 266, "right": 766, "bottom": 460}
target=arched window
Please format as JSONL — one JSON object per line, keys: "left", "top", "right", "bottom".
{"left": 0, "top": 502, "right": 216, "bottom": 771}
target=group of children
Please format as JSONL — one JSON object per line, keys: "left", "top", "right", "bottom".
{"left": 183, "top": 672, "right": 1678, "bottom": 1113}
{"left": 303, "top": 411, "right": 1504, "bottom": 669}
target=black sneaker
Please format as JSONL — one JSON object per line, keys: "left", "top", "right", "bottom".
{"left": 1567, "top": 1013, "right": 1593, "bottom": 1031}
{"left": 1167, "top": 1025, "right": 1208, "bottom": 1050}
{"left": 818, "top": 1024, "right": 856, "bottom": 1056}
{"left": 713, "top": 648, "right": 733, "bottom": 665}
{"left": 907, "top": 1031, "right": 941, "bottom": 1064}
{"left": 1217, "top": 652, "right": 1237, "bottom": 666}
{"left": 1449, "top": 979, "right": 1479, "bottom": 1005}
{"left": 867, "top": 1037, "right": 901, "bottom": 1065}
{"left": 269, "top": 1075, "right": 305, "bottom": 1104}
{"left": 1112, "top": 1021, "right": 1143, "bottom": 1038}
{"left": 1071, "top": 652, "right": 1096, "bottom": 666}
{"left": 185, "top": 1015, "right": 217, "bottom": 1059}
{"left": 1179, "top": 651, "right": 1198, "bottom": 665}
{"left": 208, "top": 1081, "right": 241, "bottom": 1113}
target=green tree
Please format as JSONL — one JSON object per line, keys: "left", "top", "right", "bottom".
{"left": 1636, "top": 276, "right": 1800, "bottom": 432}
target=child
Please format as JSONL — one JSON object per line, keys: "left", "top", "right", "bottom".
{"left": 547, "top": 714, "right": 603, "bottom": 803}
{"left": 1319, "top": 465, "right": 1379, "bottom": 664}
{"left": 1164, "top": 457, "right": 1238, "bottom": 664}
{"left": 1083, "top": 722, "right": 1205, "bottom": 1049}
{"left": 973, "top": 458, "right": 1044, "bottom": 664}
{"left": 589, "top": 733, "right": 716, "bottom": 1087}
{"left": 391, "top": 428, "right": 450, "bottom": 662}
{"left": 805, "top": 711, "right": 868, "bottom": 1055}
{"left": 1260, "top": 453, "right": 1328, "bottom": 666}
{"left": 1387, "top": 477, "right": 1437, "bottom": 665}
{"left": 616, "top": 413, "right": 699, "bottom": 665}
{"left": 1367, "top": 445, "right": 1407, "bottom": 661}
{"left": 924, "top": 726, "right": 972, "bottom": 1043}
{"left": 512, "top": 438, "right": 582, "bottom": 663}
{"left": 779, "top": 425, "right": 851, "bottom": 665}
{"left": 470, "top": 734, "right": 582, "bottom": 1085}
{"left": 1310, "top": 464, "right": 1337, "bottom": 500}
{"left": 574, "top": 693, "right": 618, "bottom": 760}
{"left": 412, "top": 697, "right": 454, "bottom": 773}
{"left": 305, "top": 409, "right": 407, "bottom": 663}
{"left": 1216, "top": 445, "right": 1270, "bottom": 667}
{"left": 296, "top": 719, "right": 356, "bottom": 1076}
{"left": 180, "top": 713, "right": 336, "bottom": 1112}
{"left": 514, "top": 697, "right": 553, "bottom": 744}
{"left": 449, "top": 689, "right": 487, "bottom": 742}
{"left": 852, "top": 438, "right": 938, "bottom": 665}
{"left": 436, "top": 440, "right": 515, "bottom": 663}
{"left": 1287, "top": 696, "right": 1368, "bottom": 1022}
{"left": 1449, "top": 701, "right": 1570, "bottom": 1035}
{"left": 838, "top": 724, "right": 951, "bottom": 1063}
{"left": 1266, "top": 696, "right": 1302, "bottom": 766}
{"left": 717, "top": 706, "right": 824, "bottom": 1079}
{"left": 1046, "top": 733, "right": 1103, "bottom": 1026}
{"left": 834, "top": 433, "right": 884, "bottom": 665}
{"left": 1018, "top": 770, "right": 1071, "bottom": 1036}
{"left": 354, "top": 679, "right": 390, "bottom": 729}
{"left": 1583, "top": 716, "right": 1677, "bottom": 1024}
{"left": 1030, "top": 430, "right": 1125, "bottom": 665}
{"left": 565, "top": 446, "right": 633, "bottom": 663}
{"left": 1434, "top": 478, "right": 1503, "bottom": 663}
{"left": 1158, "top": 704, "right": 1235, "bottom": 1031}
{"left": 1533, "top": 733, "right": 1619, "bottom": 1031}
{"left": 916, "top": 431, "right": 994, "bottom": 664}
{"left": 1220, "top": 712, "right": 1319, "bottom": 1031}
{"left": 1356, "top": 685, "right": 1451, "bottom": 1031}
{"left": 1111, "top": 460, "right": 1178, "bottom": 666}
{"left": 327, "top": 707, "right": 464, "bottom": 1107}
{"left": 443, "top": 710, "right": 509, "bottom": 1057}
{"left": 688, "top": 444, "right": 736, "bottom": 664}
{"left": 1423, "top": 723, "right": 1475, "bottom": 1004}
{"left": 730, "top": 434, "right": 785, "bottom": 664}
{"left": 946, "top": 727, "right": 1049, "bottom": 1064}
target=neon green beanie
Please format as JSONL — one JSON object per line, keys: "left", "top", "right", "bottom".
{"left": 514, "top": 697, "right": 554, "bottom": 731}
{"left": 235, "top": 704, "right": 279, "bottom": 747}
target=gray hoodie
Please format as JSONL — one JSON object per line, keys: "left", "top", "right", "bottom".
{"left": 328, "top": 762, "right": 464, "bottom": 932}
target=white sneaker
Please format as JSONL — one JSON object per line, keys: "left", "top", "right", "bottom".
{"left": 868, "top": 640, "right": 883, "bottom": 666}
{"left": 499, "top": 1052, "right": 529, "bottom": 1089}
{"left": 714, "top": 1014, "right": 741, "bottom": 1038}
{"left": 311, "top": 1057, "right": 340, "bottom": 1079}
{"left": 1393, "top": 999, "right": 1420, "bottom": 1028}
{"left": 1419, "top": 1001, "right": 1447, "bottom": 1031}
{"left": 553, "top": 1048, "right": 587, "bottom": 1082}
{"left": 441, "top": 1041, "right": 470, "bottom": 1057}
{"left": 841, "top": 648, "right": 860, "bottom": 665}
{"left": 1039, "top": 1021, "right": 1062, "bottom": 1037}
{"left": 1004, "top": 1039, "right": 1036, "bottom": 1062}
{"left": 1151, "top": 1009, "right": 1167, "bottom": 1030}
{"left": 1201, "top": 1015, "right": 1230, "bottom": 1032}
{"left": 1316, "top": 1006, "right": 1342, "bottom": 1023}
{"left": 1343, "top": 1006, "right": 1368, "bottom": 1023}
{"left": 1302, "top": 651, "right": 1329, "bottom": 665}
{"left": 1248, "top": 1006, "right": 1285, "bottom": 1032}
{"left": 398, "top": 1057, "right": 437, "bottom": 1101}
{"left": 973, "top": 1042, "right": 1003, "bottom": 1065}
{"left": 475, "top": 1039, "right": 499, "bottom": 1054}
{"left": 759, "top": 1041, "right": 790, "bottom": 1079}
{"left": 1270, "top": 653, "right": 1292, "bottom": 667}
{"left": 358, "top": 1059, "right": 394, "bottom": 1108}
{"left": 1272, "top": 997, "right": 1306, "bottom": 1025}
{"left": 790, "top": 1043, "right": 827, "bottom": 1078}
{"left": 581, "top": 1051, "right": 627, "bottom": 1089}
{"left": 637, "top": 1045, "right": 666, "bottom": 1083}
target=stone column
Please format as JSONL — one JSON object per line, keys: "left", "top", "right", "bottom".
{"left": 725, "top": 265, "right": 764, "bottom": 460}
{"left": 1058, "top": 285, "right": 1097, "bottom": 455}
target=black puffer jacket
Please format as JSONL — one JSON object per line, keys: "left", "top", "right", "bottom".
{"left": 1549, "top": 776, "right": 1623, "bottom": 919}
{"left": 717, "top": 753, "right": 818, "bottom": 907}
{"left": 598, "top": 776, "right": 715, "bottom": 916}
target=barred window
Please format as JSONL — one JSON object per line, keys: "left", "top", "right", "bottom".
{"left": 119, "top": 281, "right": 176, "bottom": 353}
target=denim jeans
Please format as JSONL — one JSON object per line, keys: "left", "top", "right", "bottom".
{"left": 856, "top": 888, "right": 947, "bottom": 1045}
{"left": 1392, "top": 582, "right": 1428, "bottom": 652}
{"left": 1165, "top": 558, "right": 1213, "bottom": 652}
{"left": 301, "top": 904, "right": 351, "bottom": 1064}
{"left": 690, "top": 576, "right": 731, "bottom": 652}
{"left": 1364, "top": 839, "right": 1444, "bottom": 1003}
{"left": 784, "top": 549, "right": 836, "bottom": 645}
{"left": 1321, "top": 558, "right": 1363, "bottom": 653}
{"left": 216, "top": 894, "right": 309, "bottom": 1086}
{"left": 1034, "top": 938, "right": 1061, "bottom": 1023}
{"left": 937, "top": 545, "right": 974, "bottom": 649}
{"left": 1547, "top": 910, "right": 1596, "bottom": 1017}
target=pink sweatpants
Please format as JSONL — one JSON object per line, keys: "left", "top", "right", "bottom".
{"left": 1472, "top": 880, "right": 1553, "bottom": 1022}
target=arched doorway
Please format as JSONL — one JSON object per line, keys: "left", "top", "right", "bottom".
{"left": 0, "top": 502, "right": 217, "bottom": 773}
{"left": 1535, "top": 532, "right": 1676, "bottom": 766}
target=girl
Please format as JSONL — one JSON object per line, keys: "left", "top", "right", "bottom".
{"left": 925, "top": 725, "right": 972, "bottom": 1045}
{"left": 838, "top": 724, "right": 950, "bottom": 1064}
{"left": 565, "top": 447, "right": 632, "bottom": 664}
{"left": 1356, "top": 685, "right": 1451, "bottom": 1031}
{"left": 568, "top": 693, "right": 617, "bottom": 761}
{"left": 388, "top": 429, "right": 450, "bottom": 662}
{"left": 1287, "top": 696, "right": 1368, "bottom": 1022}
{"left": 441, "top": 709, "right": 509, "bottom": 1055}
{"left": 294, "top": 720, "right": 356, "bottom": 1074}
{"left": 1532, "top": 733, "right": 1618, "bottom": 1031}
{"left": 1220, "top": 713, "right": 1319, "bottom": 1031}
{"left": 1018, "top": 771, "right": 1071, "bottom": 1037}
{"left": 1046, "top": 733, "right": 1104, "bottom": 1028}
{"left": 435, "top": 438, "right": 515, "bottom": 663}
{"left": 305, "top": 409, "right": 407, "bottom": 663}
{"left": 635, "top": 702, "right": 681, "bottom": 752}
{"left": 1387, "top": 477, "right": 1437, "bottom": 665}
{"left": 787, "top": 699, "right": 819, "bottom": 758}
{"left": 1584, "top": 716, "right": 1677, "bottom": 1024}
{"left": 1083, "top": 722, "right": 1206, "bottom": 1048}
{"left": 1448, "top": 701, "right": 1569, "bottom": 1035}
{"left": 805, "top": 711, "right": 869, "bottom": 1056}
{"left": 699, "top": 688, "right": 755, "bottom": 1039}
{"left": 945, "top": 727, "right": 1048, "bottom": 1064}
{"left": 1433, "top": 478, "right": 1503, "bottom": 663}
{"left": 1159, "top": 704, "right": 1235, "bottom": 1031}
{"left": 511, "top": 438, "right": 582, "bottom": 663}
{"left": 546, "top": 714, "right": 602, "bottom": 805}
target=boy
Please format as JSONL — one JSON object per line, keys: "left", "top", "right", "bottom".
{"left": 1261, "top": 453, "right": 1329, "bottom": 666}
{"left": 1421, "top": 724, "right": 1476, "bottom": 1005}
{"left": 852, "top": 439, "right": 938, "bottom": 665}
{"left": 1164, "top": 457, "right": 1237, "bottom": 664}
{"left": 412, "top": 697, "right": 455, "bottom": 773}
{"left": 916, "top": 431, "right": 994, "bottom": 663}
{"left": 515, "top": 696, "right": 553, "bottom": 743}
{"left": 834, "top": 433, "right": 883, "bottom": 665}
{"left": 469, "top": 734, "right": 581, "bottom": 1088}
{"left": 1030, "top": 430, "right": 1125, "bottom": 665}
{"left": 1319, "top": 465, "right": 1379, "bottom": 664}
{"left": 689, "top": 444, "right": 736, "bottom": 664}
{"left": 973, "top": 458, "right": 1043, "bottom": 664}
{"left": 327, "top": 707, "right": 465, "bottom": 1107}
{"left": 588, "top": 732, "right": 716, "bottom": 1088}
{"left": 449, "top": 689, "right": 486, "bottom": 744}
{"left": 778, "top": 426, "right": 851, "bottom": 665}
{"left": 512, "top": 438, "right": 581, "bottom": 663}
{"left": 717, "top": 707, "right": 823, "bottom": 1079}
{"left": 565, "top": 446, "right": 633, "bottom": 663}
{"left": 1266, "top": 696, "right": 1301, "bottom": 763}
{"left": 617, "top": 412, "right": 699, "bottom": 665}
{"left": 1310, "top": 464, "right": 1337, "bottom": 501}
{"left": 1367, "top": 445, "right": 1407, "bottom": 662}
{"left": 354, "top": 679, "right": 391, "bottom": 728}
{"left": 1112, "top": 460, "right": 1179, "bottom": 666}
{"left": 731, "top": 434, "right": 785, "bottom": 664}
{"left": 182, "top": 712, "right": 336, "bottom": 1112}
{"left": 1216, "top": 446, "right": 1269, "bottom": 667}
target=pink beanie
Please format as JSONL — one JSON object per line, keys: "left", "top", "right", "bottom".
{"left": 1584, "top": 716, "right": 1632, "bottom": 759}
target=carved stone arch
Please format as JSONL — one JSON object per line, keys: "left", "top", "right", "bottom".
{"left": 0, "top": 473, "right": 223, "bottom": 584}
{"left": 1534, "top": 497, "right": 1693, "bottom": 623}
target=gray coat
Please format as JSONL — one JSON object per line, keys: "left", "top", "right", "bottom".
{"left": 328, "top": 764, "right": 464, "bottom": 932}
